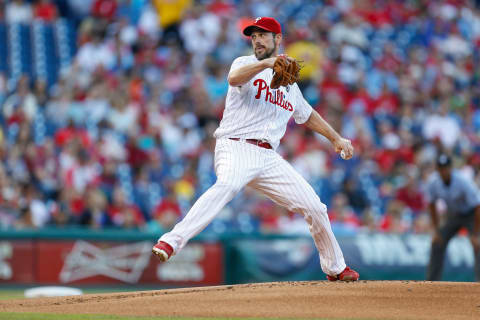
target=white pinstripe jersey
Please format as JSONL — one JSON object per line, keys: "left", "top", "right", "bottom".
{"left": 213, "top": 55, "right": 313, "bottom": 150}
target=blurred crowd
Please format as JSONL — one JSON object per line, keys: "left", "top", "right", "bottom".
{"left": 1, "top": 0, "right": 480, "bottom": 236}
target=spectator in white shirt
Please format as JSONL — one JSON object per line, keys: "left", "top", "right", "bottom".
{"left": 423, "top": 101, "right": 461, "bottom": 150}
{"left": 75, "top": 33, "right": 115, "bottom": 72}
{"left": 5, "top": 0, "right": 33, "bottom": 24}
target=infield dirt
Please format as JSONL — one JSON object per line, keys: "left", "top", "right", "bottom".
{"left": 1, "top": 281, "right": 479, "bottom": 319}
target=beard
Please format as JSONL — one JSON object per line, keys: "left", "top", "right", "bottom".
{"left": 255, "top": 42, "right": 276, "bottom": 60}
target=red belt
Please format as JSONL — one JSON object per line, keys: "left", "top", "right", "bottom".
{"left": 229, "top": 138, "right": 272, "bottom": 149}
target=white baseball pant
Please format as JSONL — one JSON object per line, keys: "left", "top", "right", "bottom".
{"left": 159, "top": 138, "right": 346, "bottom": 276}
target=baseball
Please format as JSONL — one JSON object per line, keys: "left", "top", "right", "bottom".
{"left": 340, "top": 150, "right": 346, "bottom": 159}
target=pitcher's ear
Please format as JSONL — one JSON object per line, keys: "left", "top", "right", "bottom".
{"left": 274, "top": 33, "right": 282, "bottom": 43}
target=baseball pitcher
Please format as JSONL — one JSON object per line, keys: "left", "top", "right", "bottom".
{"left": 153, "top": 17, "right": 359, "bottom": 281}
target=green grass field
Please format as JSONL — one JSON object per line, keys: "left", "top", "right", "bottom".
{"left": 0, "top": 289, "right": 23, "bottom": 300}
{"left": 0, "top": 314, "right": 170, "bottom": 320}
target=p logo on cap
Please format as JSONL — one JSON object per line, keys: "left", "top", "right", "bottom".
{"left": 243, "top": 17, "right": 282, "bottom": 36}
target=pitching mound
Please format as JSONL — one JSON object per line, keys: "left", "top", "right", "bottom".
{"left": 1, "top": 281, "right": 480, "bottom": 319}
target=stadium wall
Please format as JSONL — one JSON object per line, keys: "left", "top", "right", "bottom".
{"left": 0, "top": 229, "right": 476, "bottom": 285}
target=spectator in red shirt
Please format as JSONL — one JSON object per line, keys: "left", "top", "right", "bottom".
{"left": 125, "top": 134, "right": 149, "bottom": 171}
{"left": 64, "top": 149, "right": 100, "bottom": 194}
{"left": 54, "top": 120, "right": 91, "bottom": 148}
{"left": 376, "top": 42, "right": 403, "bottom": 73}
{"left": 328, "top": 192, "right": 361, "bottom": 228}
{"left": 353, "top": 0, "right": 392, "bottom": 27}
{"left": 346, "top": 82, "right": 375, "bottom": 113}
{"left": 379, "top": 200, "right": 409, "bottom": 233}
{"left": 395, "top": 167, "right": 425, "bottom": 214}
{"left": 34, "top": 0, "right": 57, "bottom": 22}
{"left": 91, "top": 0, "right": 117, "bottom": 21}
{"left": 252, "top": 199, "right": 285, "bottom": 233}
{"left": 375, "top": 148, "right": 397, "bottom": 174}
{"left": 319, "top": 66, "right": 348, "bottom": 106}
{"left": 152, "top": 188, "right": 182, "bottom": 232}
{"left": 108, "top": 185, "right": 144, "bottom": 228}
{"left": 370, "top": 84, "right": 399, "bottom": 115}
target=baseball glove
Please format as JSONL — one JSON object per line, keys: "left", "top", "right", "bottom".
{"left": 270, "top": 56, "right": 301, "bottom": 89}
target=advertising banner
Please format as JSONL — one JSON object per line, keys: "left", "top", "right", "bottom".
{"left": 0, "top": 241, "right": 34, "bottom": 283}
{"left": 342, "top": 234, "right": 475, "bottom": 281}
{"left": 229, "top": 234, "right": 477, "bottom": 283}
{"left": 2, "top": 232, "right": 476, "bottom": 285}
{"left": 0, "top": 240, "right": 223, "bottom": 286}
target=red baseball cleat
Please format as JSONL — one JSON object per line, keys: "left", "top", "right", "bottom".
{"left": 152, "top": 241, "right": 174, "bottom": 262}
{"left": 326, "top": 267, "right": 359, "bottom": 282}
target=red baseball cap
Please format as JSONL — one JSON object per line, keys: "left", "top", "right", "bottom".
{"left": 243, "top": 17, "right": 282, "bottom": 36}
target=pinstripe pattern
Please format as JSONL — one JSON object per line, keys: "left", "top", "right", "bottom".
{"left": 160, "top": 139, "right": 262, "bottom": 252}
{"left": 160, "top": 139, "right": 346, "bottom": 275}
{"left": 248, "top": 151, "right": 346, "bottom": 275}
{"left": 213, "top": 55, "right": 312, "bottom": 150}
{"left": 159, "top": 55, "right": 346, "bottom": 276}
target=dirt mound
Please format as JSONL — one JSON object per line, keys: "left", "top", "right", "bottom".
{"left": 1, "top": 281, "right": 480, "bottom": 319}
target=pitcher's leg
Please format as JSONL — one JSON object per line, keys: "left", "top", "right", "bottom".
{"left": 248, "top": 155, "right": 346, "bottom": 276}
{"left": 160, "top": 181, "right": 240, "bottom": 253}
{"left": 303, "top": 199, "right": 347, "bottom": 275}
{"left": 157, "top": 139, "right": 262, "bottom": 255}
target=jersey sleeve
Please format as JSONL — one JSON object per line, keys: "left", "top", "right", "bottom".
{"left": 228, "top": 56, "right": 252, "bottom": 89}
{"left": 229, "top": 56, "right": 248, "bottom": 73}
{"left": 292, "top": 86, "right": 313, "bottom": 124}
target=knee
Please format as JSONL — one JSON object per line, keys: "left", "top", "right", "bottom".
{"left": 302, "top": 199, "right": 329, "bottom": 230}
{"left": 299, "top": 196, "right": 328, "bottom": 217}
{"left": 310, "top": 196, "right": 327, "bottom": 214}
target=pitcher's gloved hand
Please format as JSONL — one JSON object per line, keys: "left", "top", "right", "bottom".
{"left": 270, "top": 55, "right": 301, "bottom": 89}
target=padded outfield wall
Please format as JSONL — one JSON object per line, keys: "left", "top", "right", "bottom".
{"left": 0, "top": 228, "right": 476, "bottom": 286}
